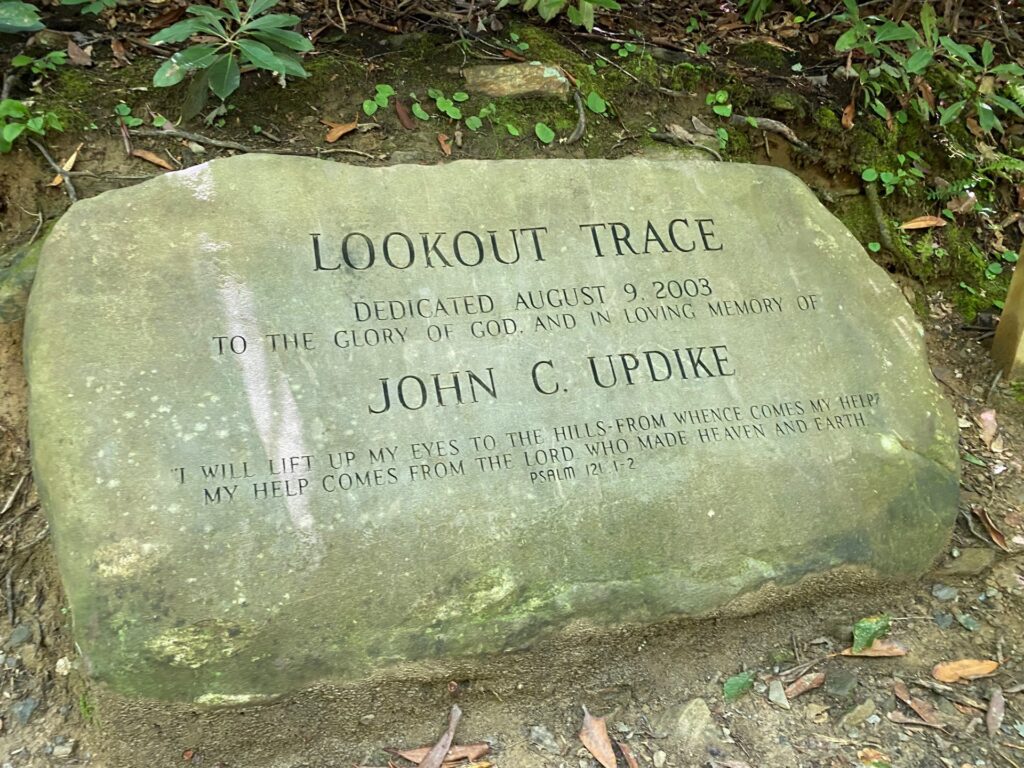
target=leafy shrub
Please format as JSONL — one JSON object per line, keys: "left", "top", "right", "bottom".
{"left": 0, "top": 1, "right": 43, "bottom": 33}
{"left": 149, "top": 0, "right": 312, "bottom": 102}
{"left": 1, "top": 99, "right": 63, "bottom": 153}
{"left": 496, "top": 0, "right": 621, "bottom": 32}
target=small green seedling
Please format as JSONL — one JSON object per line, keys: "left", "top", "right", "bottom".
{"left": 1, "top": 98, "right": 63, "bottom": 153}
{"left": 508, "top": 31, "right": 529, "bottom": 53}
{"left": 535, "top": 122, "right": 555, "bottom": 144}
{"left": 585, "top": 90, "right": 608, "bottom": 114}
{"left": 723, "top": 670, "right": 755, "bottom": 701}
{"left": 363, "top": 84, "right": 395, "bottom": 116}
{"left": 427, "top": 88, "right": 469, "bottom": 121}
{"left": 12, "top": 50, "right": 68, "bottom": 75}
{"left": 114, "top": 102, "right": 143, "bottom": 127}
{"left": 705, "top": 89, "right": 732, "bottom": 117}
{"left": 610, "top": 40, "right": 638, "bottom": 58}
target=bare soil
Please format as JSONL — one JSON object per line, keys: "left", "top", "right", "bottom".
{"left": 2, "top": 12, "right": 1024, "bottom": 768}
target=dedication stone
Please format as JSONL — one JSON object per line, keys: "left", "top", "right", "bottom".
{"left": 25, "top": 156, "right": 958, "bottom": 703}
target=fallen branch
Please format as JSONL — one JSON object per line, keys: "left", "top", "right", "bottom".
{"left": 131, "top": 128, "right": 385, "bottom": 160}
{"left": 28, "top": 138, "right": 78, "bottom": 203}
{"left": 729, "top": 114, "right": 810, "bottom": 150}
{"left": 650, "top": 130, "right": 723, "bottom": 161}
{"left": 864, "top": 182, "right": 896, "bottom": 253}
{"left": 565, "top": 90, "right": 586, "bottom": 145}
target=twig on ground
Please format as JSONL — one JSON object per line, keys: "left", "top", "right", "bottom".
{"left": 132, "top": 128, "right": 385, "bottom": 160}
{"left": 729, "top": 114, "right": 810, "bottom": 150}
{"left": 28, "top": 139, "right": 78, "bottom": 203}
{"left": 864, "top": 182, "right": 895, "bottom": 253}
{"left": 566, "top": 90, "right": 586, "bottom": 145}
{"left": 1, "top": 73, "right": 16, "bottom": 101}
{"left": 5, "top": 568, "right": 13, "bottom": 625}
{"left": 1, "top": 473, "right": 27, "bottom": 518}
{"left": 650, "top": 131, "right": 723, "bottom": 161}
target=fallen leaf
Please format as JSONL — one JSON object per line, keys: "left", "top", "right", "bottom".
{"left": 49, "top": 142, "right": 84, "bottom": 186}
{"left": 886, "top": 710, "right": 944, "bottom": 728}
{"left": 417, "top": 706, "right": 462, "bottom": 768}
{"left": 841, "top": 638, "right": 907, "bottom": 657}
{"left": 768, "top": 679, "right": 790, "bottom": 709}
{"left": 690, "top": 115, "right": 716, "bottom": 136}
{"left": 858, "top": 747, "right": 891, "bottom": 764}
{"left": 842, "top": 102, "right": 856, "bottom": 129}
{"left": 67, "top": 39, "right": 92, "bottom": 67}
{"left": 987, "top": 687, "right": 1005, "bottom": 737}
{"left": 394, "top": 100, "right": 416, "bottom": 131}
{"left": 976, "top": 409, "right": 999, "bottom": 448}
{"left": 616, "top": 740, "right": 639, "bottom": 768}
{"left": 893, "top": 681, "right": 943, "bottom": 726}
{"left": 932, "top": 659, "right": 999, "bottom": 684}
{"left": 391, "top": 743, "right": 489, "bottom": 765}
{"left": 501, "top": 48, "right": 528, "bottom": 62}
{"left": 966, "top": 116, "right": 984, "bottom": 138}
{"left": 917, "top": 78, "right": 935, "bottom": 111}
{"left": 320, "top": 118, "right": 357, "bottom": 143}
{"left": 131, "top": 148, "right": 175, "bottom": 171}
{"left": 784, "top": 672, "right": 825, "bottom": 700}
{"left": 899, "top": 215, "right": 948, "bottom": 230}
{"left": 805, "top": 702, "right": 830, "bottom": 724}
{"left": 851, "top": 614, "right": 891, "bottom": 652}
{"left": 437, "top": 133, "right": 452, "bottom": 157}
{"left": 579, "top": 707, "right": 616, "bottom": 768}
{"left": 723, "top": 671, "right": 756, "bottom": 700}
{"left": 111, "top": 38, "right": 130, "bottom": 66}
{"left": 972, "top": 506, "right": 1010, "bottom": 552}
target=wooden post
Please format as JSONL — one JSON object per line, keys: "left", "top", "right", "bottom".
{"left": 992, "top": 244, "right": 1024, "bottom": 378}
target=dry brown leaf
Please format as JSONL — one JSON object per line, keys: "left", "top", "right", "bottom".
{"left": 417, "top": 705, "right": 462, "bottom": 768}
{"left": 976, "top": 409, "right": 999, "bottom": 447}
{"left": 893, "top": 681, "right": 943, "bottom": 726}
{"left": 987, "top": 687, "right": 1005, "bottom": 736}
{"left": 932, "top": 659, "right": 999, "bottom": 684}
{"left": 394, "top": 100, "right": 416, "bottom": 131}
{"left": 842, "top": 102, "right": 856, "bottom": 130}
{"left": 392, "top": 743, "right": 489, "bottom": 765}
{"left": 49, "top": 142, "right": 84, "bottom": 187}
{"left": 131, "top": 148, "right": 175, "bottom": 171}
{"left": 578, "top": 707, "right": 616, "bottom": 768}
{"left": 111, "top": 38, "right": 130, "bottom": 66}
{"left": 840, "top": 638, "right": 908, "bottom": 657}
{"left": 616, "top": 740, "right": 639, "bottom": 768}
{"left": 972, "top": 506, "right": 1011, "bottom": 552}
{"left": 67, "top": 39, "right": 92, "bottom": 67}
{"left": 784, "top": 672, "right": 825, "bottom": 700}
{"left": 899, "top": 215, "right": 948, "bottom": 230}
{"left": 858, "top": 748, "right": 891, "bottom": 764}
{"left": 320, "top": 118, "right": 357, "bottom": 143}
{"left": 437, "top": 133, "right": 452, "bottom": 157}
{"left": 886, "top": 710, "right": 944, "bottom": 728}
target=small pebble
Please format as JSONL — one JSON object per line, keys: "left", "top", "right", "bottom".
{"left": 55, "top": 657, "right": 71, "bottom": 676}
{"left": 5, "top": 625, "right": 31, "bottom": 648}
{"left": 653, "top": 750, "right": 667, "bottom": 768}
{"left": 934, "top": 612, "right": 955, "bottom": 629}
{"left": 932, "top": 584, "right": 958, "bottom": 601}
{"left": 11, "top": 697, "right": 38, "bottom": 725}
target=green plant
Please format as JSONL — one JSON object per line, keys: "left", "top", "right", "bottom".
{"left": 0, "top": 0, "right": 43, "bottom": 32}
{"left": 149, "top": 0, "right": 312, "bottom": 104}
{"left": 496, "top": 0, "right": 621, "bottom": 32}
{"left": 705, "top": 89, "right": 733, "bottom": 118}
{"left": 0, "top": 99, "right": 63, "bottom": 153}
{"left": 535, "top": 122, "right": 555, "bottom": 144}
{"left": 11, "top": 50, "right": 68, "bottom": 76}
{"left": 114, "top": 102, "right": 143, "bottom": 128}
{"left": 934, "top": 39, "right": 1024, "bottom": 133}
{"left": 427, "top": 88, "right": 469, "bottom": 120}
{"left": 738, "top": 0, "right": 774, "bottom": 23}
{"left": 60, "top": 0, "right": 116, "bottom": 15}
{"left": 861, "top": 151, "right": 925, "bottom": 195}
{"left": 363, "top": 84, "right": 395, "bottom": 116}
{"left": 610, "top": 40, "right": 638, "bottom": 59}
{"left": 585, "top": 90, "right": 607, "bottom": 115}
{"left": 508, "top": 31, "right": 529, "bottom": 53}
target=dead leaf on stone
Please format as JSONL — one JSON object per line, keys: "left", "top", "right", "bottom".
{"left": 320, "top": 118, "right": 357, "bottom": 143}
{"left": 390, "top": 743, "right": 489, "bottom": 765}
{"left": 932, "top": 659, "right": 999, "bottom": 684}
{"left": 394, "top": 100, "right": 416, "bottom": 131}
{"left": 987, "top": 687, "right": 1005, "bottom": 737}
{"left": 842, "top": 102, "right": 856, "bottom": 130}
{"left": 616, "top": 740, "right": 639, "bottom": 768}
{"left": 67, "top": 39, "right": 92, "bottom": 67}
{"left": 840, "top": 638, "right": 908, "bottom": 657}
{"left": 899, "top": 215, "right": 947, "bottom": 230}
{"left": 131, "top": 148, "right": 175, "bottom": 171}
{"left": 578, "top": 707, "right": 616, "bottom": 768}
{"left": 49, "top": 142, "right": 83, "bottom": 186}
{"left": 784, "top": 672, "right": 824, "bottom": 700}
{"left": 437, "top": 134, "right": 452, "bottom": 157}
{"left": 971, "top": 506, "right": 1010, "bottom": 552}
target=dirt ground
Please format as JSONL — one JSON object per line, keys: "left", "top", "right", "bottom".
{"left": 3, "top": 5, "right": 1024, "bottom": 767}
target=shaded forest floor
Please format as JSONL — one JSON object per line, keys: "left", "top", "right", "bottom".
{"left": 2, "top": 1, "right": 1024, "bottom": 765}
